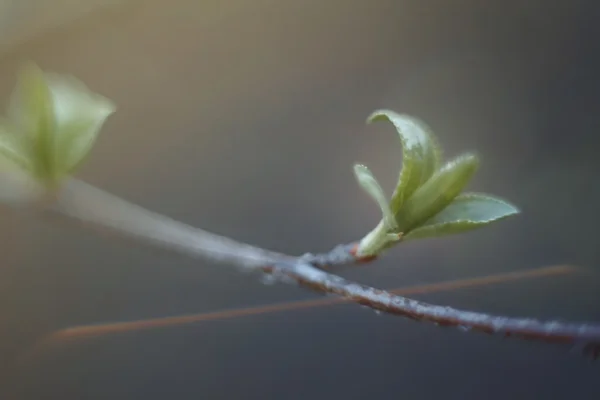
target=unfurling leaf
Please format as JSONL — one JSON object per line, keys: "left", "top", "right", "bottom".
{"left": 9, "top": 64, "right": 56, "bottom": 179}
{"left": 367, "top": 110, "right": 441, "bottom": 213}
{"left": 46, "top": 73, "right": 116, "bottom": 172}
{"left": 1, "top": 63, "right": 115, "bottom": 187}
{"left": 354, "top": 164, "right": 397, "bottom": 230}
{"left": 404, "top": 193, "right": 519, "bottom": 240}
{"left": 395, "top": 153, "right": 479, "bottom": 233}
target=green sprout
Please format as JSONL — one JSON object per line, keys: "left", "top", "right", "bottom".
{"left": 0, "top": 63, "right": 115, "bottom": 193}
{"left": 354, "top": 110, "right": 519, "bottom": 256}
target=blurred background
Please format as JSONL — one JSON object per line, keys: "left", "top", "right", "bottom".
{"left": 0, "top": 0, "right": 599, "bottom": 398}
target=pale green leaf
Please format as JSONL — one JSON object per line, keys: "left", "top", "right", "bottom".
{"left": 354, "top": 164, "right": 397, "bottom": 230}
{"left": 45, "top": 73, "right": 116, "bottom": 172}
{"left": 8, "top": 63, "right": 56, "bottom": 179}
{"left": 367, "top": 110, "right": 442, "bottom": 213}
{"left": 403, "top": 193, "right": 519, "bottom": 240}
{"left": 395, "top": 153, "right": 479, "bottom": 233}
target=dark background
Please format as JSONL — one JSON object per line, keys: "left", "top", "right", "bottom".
{"left": 1, "top": 0, "right": 600, "bottom": 398}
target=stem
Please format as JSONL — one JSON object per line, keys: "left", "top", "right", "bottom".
{"left": 48, "top": 179, "right": 294, "bottom": 269}
{"left": 356, "top": 220, "right": 400, "bottom": 257}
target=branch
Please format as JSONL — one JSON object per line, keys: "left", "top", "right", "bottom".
{"left": 42, "top": 178, "right": 600, "bottom": 360}
{"left": 19, "top": 265, "right": 577, "bottom": 365}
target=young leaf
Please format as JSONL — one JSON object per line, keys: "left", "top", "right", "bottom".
{"left": 367, "top": 110, "right": 441, "bottom": 212}
{"left": 394, "top": 153, "right": 479, "bottom": 233}
{"left": 8, "top": 64, "right": 56, "bottom": 180}
{"left": 46, "top": 73, "right": 116, "bottom": 173}
{"left": 2, "top": 64, "right": 116, "bottom": 187}
{"left": 354, "top": 164, "right": 398, "bottom": 230}
{"left": 403, "top": 193, "right": 519, "bottom": 240}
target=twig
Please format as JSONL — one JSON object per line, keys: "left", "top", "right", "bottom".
{"left": 41, "top": 178, "right": 600, "bottom": 360}
{"left": 19, "top": 265, "right": 576, "bottom": 365}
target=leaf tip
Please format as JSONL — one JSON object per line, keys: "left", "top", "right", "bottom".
{"left": 366, "top": 109, "right": 393, "bottom": 125}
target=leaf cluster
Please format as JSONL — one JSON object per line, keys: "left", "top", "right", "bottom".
{"left": 0, "top": 63, "right": 115, "bottom": 188}
{"left": 354, "top": 110, "right": 518, "bottom": 255}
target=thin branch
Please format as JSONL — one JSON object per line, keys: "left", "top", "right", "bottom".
{"left": 53, "top": 266, "right": 579, "bottom": 339}
{"left": 19, "top": 265, "right": 576, "bottom": 365}
{"left": 50, "top": 179, "right": 295, "bottom": 268}
{"left": 40, "top": 178, "right": 600, "bottom": 360}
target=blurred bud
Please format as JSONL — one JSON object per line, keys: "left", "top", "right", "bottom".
{"left": 4, "top": 63, "right": 115, "bottom": 185}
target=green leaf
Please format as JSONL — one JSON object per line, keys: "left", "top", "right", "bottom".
{"left": 395, "top": 153, "right": 479, "bottom": 233}
{"left": 403, "top": 192, "right": 519, "bottom": 240}
{"left": 8, "top": 63, "right": 56, "bottom": 180}
{"left": 45, "top": 73, "right": 116, "bottom": 172}
{"left": 353, "top": 164, "right": 398, "bottom": 230}
{"left": 3, "top": 64, "right": 116, "bottom": 186}
{"left": 367, "top": 110, "right": 441, "bottom": 213}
